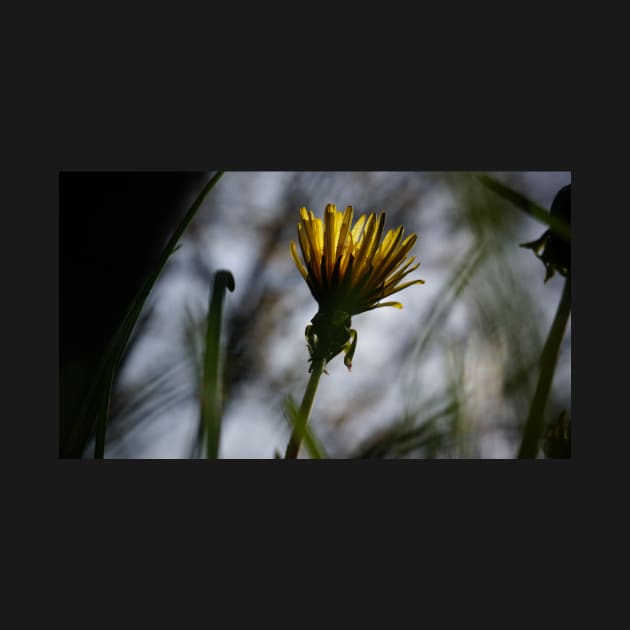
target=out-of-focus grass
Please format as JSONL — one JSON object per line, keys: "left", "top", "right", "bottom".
{"left": 517, "top": 276, "right": 571, "bottom": 457}
{"left": 283, "top": 395, "right": 328, "bottom": 459}
{"left": 350, "top": 172, "right": 570, "bottom": 458}
{"left": 96, "top": 171, "right": 570, "bottom": 459}
{"left": 199, "top": 270, "right": 235, "bottom": 459}
{"left": 477, "top": 174, "right": 571, "bottom": 241}
{"left": 477, "top": 174, "right": 571, "bottom": 457}
{"left": 69, "top": 172, "right": 224, "bottom": 458}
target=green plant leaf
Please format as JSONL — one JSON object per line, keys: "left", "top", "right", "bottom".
{"left": 81, "top": 171, "right": 225, "bottom": 458}
{"left": 200, "top": 270, "right": 235, "bottom": 459}
{"left": 477, "top": 174, "right": 571, "bottom": 241}
{"left": 283, "top": 395, "right": 328, "bottom": 459}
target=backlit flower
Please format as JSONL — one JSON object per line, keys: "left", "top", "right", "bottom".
{"left": 290, "top": 204, "right": 424, "bottom": 370}
{"left": 291, "top": 204, "right": 424, "bottom": 314}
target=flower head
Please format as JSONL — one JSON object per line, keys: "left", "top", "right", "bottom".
{"left": 290, "top": 204, "right": 424, "bottom": 315}
{"left": 290, "top": 204, "right": 424, "bottom": 370}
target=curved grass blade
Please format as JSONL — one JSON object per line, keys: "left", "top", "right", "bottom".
{"left": 477, "top": 174, "right": 571, "bottom": 242}
{"left": 75, "top": 171, "right": 225, "bottom": 458}
{"left": 201, "top": 270, "right": 235, "bottom": 459}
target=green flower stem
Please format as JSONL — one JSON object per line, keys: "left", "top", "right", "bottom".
{"left": 517, "top": 276, "right": 571, "bottom": 458}
{"left": 285, "top": 358, "right": 326, "bottom": 459}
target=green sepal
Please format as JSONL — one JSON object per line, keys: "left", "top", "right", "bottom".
{"left": 305, "top": 309, "right": 355, "bottom": 371}
{"left": 343, "top": 329, "right": 358, "bottom": 371}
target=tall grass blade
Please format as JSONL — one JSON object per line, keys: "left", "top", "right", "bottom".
{"left": 76, "top": 171, "right": 225, "bottom": 458}
{"left": 201, "top": 270, "right": 235, "bottom": 459}
{"left": 283, "top": 395, "right": 328, "bottom": 459}
{"left": 517, "top": 277, "right": 571, "bottom": 458}
{"left": 93, "top": 365, "right": 115, "bottom": 458}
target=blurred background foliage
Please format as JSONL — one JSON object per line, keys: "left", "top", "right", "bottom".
{"left": 60, "top": 171, "right": 571, "bottom": 458}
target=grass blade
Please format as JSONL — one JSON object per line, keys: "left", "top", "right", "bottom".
{"left": 477, "top": 174, "right": 571, "bottom": 241}
{"left": 77, "top": 171, "right": 225, "bottom": 458}
{"left": 283, "top": 395, "right": 328, "bottom": 459}
{"left": 201, "top": 270, "right": 235, "bottom": 459}
{"left": 411, "top": 239, "right": 487, "bottom": 362}
{"left": 517, "top": 277, "right": 571, "bottom": 458}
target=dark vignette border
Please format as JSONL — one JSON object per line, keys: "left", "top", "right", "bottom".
{"left": 19, "top": 55, "right": 598, "bottom": 560}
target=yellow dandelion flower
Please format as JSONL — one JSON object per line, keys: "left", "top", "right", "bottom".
{"left": 290, "top": 203, "right": 425, "bottom": 370}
